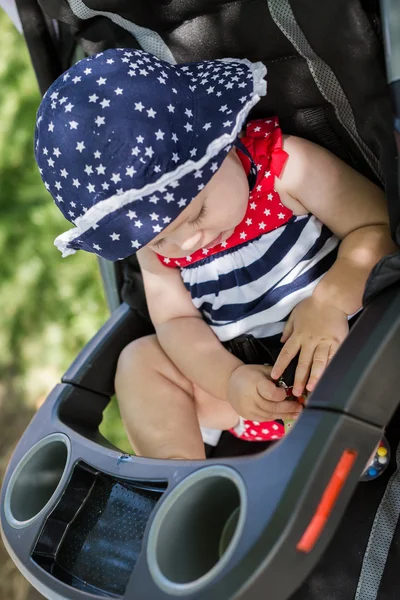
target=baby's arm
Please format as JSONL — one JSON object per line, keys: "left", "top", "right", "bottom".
{"left": 137, "top": 247, "right": 300, "bottom": 421}
{"left": 272, "top": 136, "right": 398, "bottom": 393}
{"left": 137, "top": 247, "right": 242, "bottom": 402}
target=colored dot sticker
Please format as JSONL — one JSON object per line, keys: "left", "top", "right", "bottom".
{"left": 378, "top": 456, "right": 388, "bottom": 464}
{"left": 378, "top": 447, "right": 387, "bottom": 457}
{"left": 368, "top": 467, "right": 378, "bottom": 477}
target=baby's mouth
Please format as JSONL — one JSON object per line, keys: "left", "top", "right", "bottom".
{"left": 203, "top": 233, "right": 223, "bottom": 250}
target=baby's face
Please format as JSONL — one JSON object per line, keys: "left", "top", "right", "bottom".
{"left": 148, "top": 148, "right": 249, "bottom": 258}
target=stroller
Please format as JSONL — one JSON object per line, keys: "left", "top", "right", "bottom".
{"left": 1, "top": 0, "right": 400, "bottom": 598}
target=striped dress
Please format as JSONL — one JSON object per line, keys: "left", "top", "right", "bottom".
{"left": 159, "top": 118, "right": 340, "bottom": 441}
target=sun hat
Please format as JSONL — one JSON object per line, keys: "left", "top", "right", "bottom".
{"left": 34, "top": 48, "right": 266, "bottom": 260}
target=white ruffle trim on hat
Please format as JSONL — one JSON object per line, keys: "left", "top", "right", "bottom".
{"left": 221, "top": 58, "right": 267, "bottom": 98}
{"left": 54, "top": 59, "right": 267, "bottom": 257}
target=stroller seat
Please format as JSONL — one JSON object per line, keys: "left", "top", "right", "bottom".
{"left": 1, "top": 1, "right": 400, "bottom": 599}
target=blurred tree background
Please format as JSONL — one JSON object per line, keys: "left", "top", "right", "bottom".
{"left": 0, "top": 9, "right": 131, "bottom": 599}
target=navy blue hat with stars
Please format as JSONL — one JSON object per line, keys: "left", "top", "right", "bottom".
{"left": 34, "top": 48, "right": 267, "bottom": 261}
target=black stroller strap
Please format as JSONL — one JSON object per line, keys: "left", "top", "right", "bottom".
{"left": 223, "top": 334, "right": 298, "bottom": 387}
{"left": 234, "top": 138, "right": 257, "bottom": 191}
{"left": 15, "top": 0, "right": 62, "bottom": 95}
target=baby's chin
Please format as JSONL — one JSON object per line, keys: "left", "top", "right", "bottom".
{"left": 155, "top": 247, "right": 205, "bottom": 260}
{"left": 157, "top": 228, "right": 236, "bottom": 260}
{"left": 150, "top": 246, "right": 199, "bottom": 260}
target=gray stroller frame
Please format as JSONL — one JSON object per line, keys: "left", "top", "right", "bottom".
{"left": 1, "top": 1, "right": 400, "bottom": 599}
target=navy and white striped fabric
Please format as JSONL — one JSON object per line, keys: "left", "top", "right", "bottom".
{"left": 181, "top": 214, "right": 340, "bottom": 341}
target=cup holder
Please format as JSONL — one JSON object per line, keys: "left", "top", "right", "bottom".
{"left": 147, "top": 465, "right": 247, "bottom": 595}
{"left": 4, "top": 433, "right": 71, "bottom": 529}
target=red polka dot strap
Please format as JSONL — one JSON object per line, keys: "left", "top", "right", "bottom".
{"left": 157, "top": 117, "right": 293, "bottom": 268}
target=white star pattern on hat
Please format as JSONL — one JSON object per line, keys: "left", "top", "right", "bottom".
{"left": 35, "top": 48, "right": 266, "bottom": 260}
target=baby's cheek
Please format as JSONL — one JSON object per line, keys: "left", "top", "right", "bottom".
{"left": 226, "top": 203, "right": 246, "bottom": 230}
{"left": 233, "top": 191, "right": 249, "bottom": 224}
{"left": 214, "top": 209, "right": 238, "bottom": 231}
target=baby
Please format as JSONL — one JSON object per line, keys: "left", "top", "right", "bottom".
{"left": 34, "top": 48, "right": 395, "bottom": 460}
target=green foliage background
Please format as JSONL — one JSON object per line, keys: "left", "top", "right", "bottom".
{"left": 0, "top": 10, "right": 132, "bottom": 454}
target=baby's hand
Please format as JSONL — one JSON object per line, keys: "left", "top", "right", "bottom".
{"left": 227, "top": 364, "right": 303, "bottom": 422}
{"left": 271, "top": 297, "right": 349, "bottom": 397}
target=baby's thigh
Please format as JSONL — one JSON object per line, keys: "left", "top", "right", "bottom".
{"left": 116, "top": 334, "right": 193, "bottom": 395}
{"left": 193, "top": 384, "right": 239, "bottom": 430}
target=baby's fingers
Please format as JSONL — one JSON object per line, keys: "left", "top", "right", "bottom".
{"left": 257, "top": 376, "right": 286, "bottom": 402}
{"left": 256, "top": 397, "right": 303, "bottom": 420}
{"left": 306, "top": 342, "right": 337, "bottom": 392}
{"left": 292, "top": 344, "right": 316, "bottom": 397}
{"left": 270, "top": 337, "right": 300, "bottom": 381}
{"left": 280, "top": 315, "right": 294, "bottom": 344}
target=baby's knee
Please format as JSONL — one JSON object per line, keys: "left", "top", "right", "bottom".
{"left": 115, "top": 334, "right": 159, "bottom": 382}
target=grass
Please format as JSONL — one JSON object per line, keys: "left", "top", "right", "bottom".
{"left": 0, "top": 10, "right": 132, "bottom": 457}
{"left": 0, "top": 11, "right": 133, "bottom": 597}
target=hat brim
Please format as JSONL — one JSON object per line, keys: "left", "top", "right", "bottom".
{"left": 54, "top": 58, "right": 267, "bottom": 260}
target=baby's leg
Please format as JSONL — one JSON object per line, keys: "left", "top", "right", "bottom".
{"left": 115, "top": 335, "right": 238, "bottom": 460}
{"left": 115, "top": 335, "right": 204, "bottom": 459}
